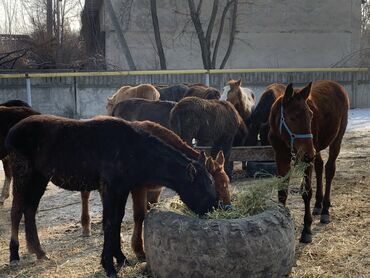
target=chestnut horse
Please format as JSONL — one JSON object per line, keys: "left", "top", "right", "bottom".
{"left": 246, "top": 83, "right": 286, "bottom": 146}
{"left": 0, "top": 103, "right": 39, "bottom": 206}
{"left": 269, "top": 80, "right": 349, "bottom": 243}
{"left": 106, "top": 84, "right": 160, "bottom": 114}
{"left": 5, "top": 115, "right": 217, "bottom": 277}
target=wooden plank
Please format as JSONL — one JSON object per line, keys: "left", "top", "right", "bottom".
{"left": 196, "top": 146, "right": 275, "bottom": 162}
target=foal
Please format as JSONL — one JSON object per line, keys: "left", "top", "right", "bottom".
{"left": 6, "top": 115, "right": 218, "bottom": 277}
{"left": 269, "top": 81, "right": 349, "bottom": 243}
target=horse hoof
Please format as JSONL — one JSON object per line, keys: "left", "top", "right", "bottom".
{"left": 299, "top": 233, "right": 312, "bottom": 243}
{"left": 312, "top": 207, "right": 322, "bottom": 215}
{"left": 82, "top": 230, "right": 91, "bottom": 237}
{"left": 136, "top": 254, "right": 146, "bottom": 262}
{"left": 320, "top": 214, "right": 330, "bottom": 224}
{"left": 10, "top": 260, "right": 19, "bottom": 267}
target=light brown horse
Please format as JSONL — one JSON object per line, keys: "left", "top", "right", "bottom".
{"left": 223, "top": 79, "right": 255, "bottom": 122}
{"left": 81, "top": 120, "right": 232, "bottom": 260}
{"left": 106, "top": 84, "right": 160, "bottom": 114}
{"left": 268, "top": 80, "right": 349, "bottom": 243}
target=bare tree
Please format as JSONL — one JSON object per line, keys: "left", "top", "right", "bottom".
{"left": 187, "top": 0, "right": 238, "bottom": 69}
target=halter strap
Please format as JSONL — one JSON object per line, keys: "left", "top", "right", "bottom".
{"left": 279, "top": 104, "right": 313, "bottom": 156}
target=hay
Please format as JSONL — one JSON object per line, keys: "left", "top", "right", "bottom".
{"left": 154, "top": 161, "right": 308, "bottom": 220}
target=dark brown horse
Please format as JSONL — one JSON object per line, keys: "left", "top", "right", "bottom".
{"left": 157, "top": 84, "right": 189, "bottom": 102}
{"left": 170, "top": 97, "right": 246, "bottom": 179}
{"left": 5, "top": 115, "right": 217, "bottom": 277}
{"left": 246, "top": 83, "right": 286, "bottom": 145}
{"left": 0, "top": 103, "right": 39, "bottom": 206}
{"left": 268, "top": 80, "right": 349, "bottom": 243}
{"left": 183, "top": 85, "right": 221, "bottom": 100}
{"left": 111, "top": 98, "right": 176, "bottom": 128}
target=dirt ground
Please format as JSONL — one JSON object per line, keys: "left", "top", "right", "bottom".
{"left": 0, "top": 127, "right": 369, "bottom": 278}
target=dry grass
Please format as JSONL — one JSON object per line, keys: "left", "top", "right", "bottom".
{"left": 0, "top": 128, "right": 369, "bottom": 277}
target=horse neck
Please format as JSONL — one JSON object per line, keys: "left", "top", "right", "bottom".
{"left": 141, "top": 136, "right": 192, "bottom": 191}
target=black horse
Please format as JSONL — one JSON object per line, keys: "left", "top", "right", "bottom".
{"left": 157, "top": 84, "right": 189, "bottom": 102}
{"left": 5, "top": 115, "right": 217, "bottom": 277}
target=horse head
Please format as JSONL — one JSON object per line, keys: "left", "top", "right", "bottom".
{"left": 181, "top": 151, "right": 218, "bottom": 215}
{"left": 272, "top": 83, "right": 315, "bottom": 163}
{"left": 205, "top": 151, "right": 232, "bottom": 209}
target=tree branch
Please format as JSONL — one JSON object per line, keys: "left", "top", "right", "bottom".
{"left": 220, "top": 0, "right": 238, "bottom": 69}
{"left": 211, "top": 0, "right": 234, "bottom": 68}
{"left": 205, "top": 0, "right": 219, "bottom": 52}
{"left": 150, "top": 0, "right": 167, "bottom": 69}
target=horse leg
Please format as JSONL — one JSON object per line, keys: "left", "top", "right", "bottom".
{"left": 80, "top": 191, "right": 91, "bottom": 237}
{"left": 23, "top": 173, "right": 48, "bottom": 259}
{"left": 146, "top": 186, "right": 162, "bottom": 210}
{"left": 300, "top": 165, "right": 313, "bottom": 243}
{"left": 131, "top": 186, "right": 147, "bottom": 261}
{"left": 101, "top": 183, "right": 129, "bottom": 277}
{"left": 9, "top": 184, "right": 24, "bottom": 265}
{"left": 321, "top": 138, "right": 342, "bottom": 224}
{"left": 0, "top": 157, "right": 12, "bottom": 205}
{"left": 313, "top": 152, "right": 324, "bottom": 215}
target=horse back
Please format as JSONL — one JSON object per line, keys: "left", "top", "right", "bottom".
{"left": 309, "top": 80, "right": 349, "bottom": 150}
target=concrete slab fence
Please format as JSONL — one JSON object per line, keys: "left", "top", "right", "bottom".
{"left": 0, "top": 69, "right": 369, "bottom": 118}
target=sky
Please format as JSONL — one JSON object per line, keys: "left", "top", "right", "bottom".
{"left": 0, "top": 0, "right": 85, "bottom": 35}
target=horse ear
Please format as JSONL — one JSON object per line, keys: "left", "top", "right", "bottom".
{"left": 300, "top": 82, "right": 312, "bottom": 100}
{"left": 236, "top": 79, "right": 242, "bottom": 87}
{"left": 198, "top": 151, "right": 207, "bottom": 166}
{"left": 206, "top": 157, "right": 215, "bottom": 173}
{"left": 215, "top": 151, "right": 225, "bottom": 166}
{"left": 283, "top": 83, "right": 294, "bottom": 104}
{"left": 186, "top": 163, "right": 197, "bottom": 183}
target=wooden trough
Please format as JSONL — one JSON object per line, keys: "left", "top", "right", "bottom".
{"left": 196, "top": 145, "right": 276, "bottom": 176}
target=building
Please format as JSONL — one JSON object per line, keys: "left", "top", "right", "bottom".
{"left": 84, "top": 0, "right": 362, "bottom": 70}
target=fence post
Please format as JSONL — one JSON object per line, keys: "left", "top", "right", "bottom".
{"left": 204, "top": 70, "right": 210, "bottom": 86}
{"left": 25, "top": 74, "right": 32, "bottom": 106}
{"left": 351, "top": 72, "right": 358, "bottom": 109}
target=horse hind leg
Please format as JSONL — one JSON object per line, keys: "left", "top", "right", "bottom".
{"left": 23, "top": 173, "right": 48, "bottom": 259}
{"left": 80, "top": 191, "right": 91, "bottom": 237}
{"left": 313, "top": 152, "right": 324, "bottom": 215}
{"left": 146, "top": 187, "right": 162, "bottom": 210}
{"left": 131, "top": 186, "right": 147, "bottom": 261}
{"left": 321, "top": 138, "right": 342, "bottom": 224}
{"left": 10, "top": 184, "right": 24, "bottom": 265}
{"left": 101, "top": 183, "right": 129, "bottom": 277}
{"left": 0, "top": 158, "right": 12, "bottom": 205}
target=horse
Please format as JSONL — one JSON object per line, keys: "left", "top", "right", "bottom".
{"left": 170, "top": 97, "right": 246, "bottom": 179}
{"left": 5, "top": 115, "right": 218, "bottom": 277}
{"left": 157, "top": 84, "right": 189, "bottom": 102}
{"left": 246, "top": 83, "right": 286, "bottom": 146}
{"left": 268, "top": 80, "right": 349, "bottom": 243}
{"left": 0, "top": 102, "right": 39, "bottom": 206}
{"left": 183, "top": 85, "right": 221, "bottom": 100}
{"left": 222, "top": 79, "right": 255, "bottom": 122}
{"left": 106, "top": 84, "right": 160, "bottom": 115}
{"left": 117, "top": 120, "right": 231, "bottom": 260}
{"left": 111, "top": 98, "right": 176, "bottom": 128}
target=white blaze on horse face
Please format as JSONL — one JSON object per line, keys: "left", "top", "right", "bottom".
{"left": 221, "top": 85, "right": 230, "bottom": 100}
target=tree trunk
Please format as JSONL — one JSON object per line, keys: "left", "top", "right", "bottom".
{"left": 188, "top": 0, "right": 211, "bottom": 69}
{"left": 150, "top": 0, "right": 167, "bottom": 69}
{"left": 106, "top": 0, "right": 137, "bottom": 70}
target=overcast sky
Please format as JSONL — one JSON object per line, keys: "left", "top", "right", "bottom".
{"left": 0, "top": 0, "right": 84, "bottom": 34}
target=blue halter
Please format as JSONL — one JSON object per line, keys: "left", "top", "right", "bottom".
{"left": 279, "top": 104, "right": 313, "bottom": 156}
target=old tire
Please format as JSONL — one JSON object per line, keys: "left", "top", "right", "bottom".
{"left": 144, "top": 205, "right": 295, "bottom": 278}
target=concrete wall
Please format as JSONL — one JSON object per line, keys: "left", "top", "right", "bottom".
{"left": 0, "top": 71, "right": 368, "bottom": 118}
{"left": 102, "top": 0, "right": 361, "bottom": 70}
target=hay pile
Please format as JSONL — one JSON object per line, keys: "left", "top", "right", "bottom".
{"left": 155, "top": 161, "right": 308, "bottom": 219}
